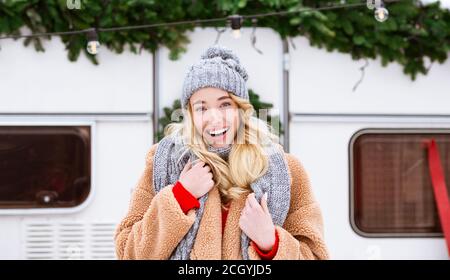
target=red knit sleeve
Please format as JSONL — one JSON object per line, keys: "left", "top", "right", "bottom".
{"left": 172, "top": 181, "right": 200, "bottom": 214}
{"left": 251, "top": 229, "right": 279, "bottom": 260}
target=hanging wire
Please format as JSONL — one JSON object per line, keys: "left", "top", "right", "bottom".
{"left": 288, "top": 36, "right": 296, "bottom": 51}
{"left": 352, "top": 58, "right": 369, "bottom": 92}
{"left": 214, "top": 26, "right": 227, "bottom": 45}
{"left": 0, "top": 17, "right": 229, "bottom": 40}
{"left": 240, "top": 1, "right": 367, "bottom": 20}
{"left": 0, "top": 0, "right": 400, "bottom": 41}
{"left": 425, "top": 62, "right": 434, "bottom": 74}
{"left": 250, "top": 18, "right": 263, "bottom": 55}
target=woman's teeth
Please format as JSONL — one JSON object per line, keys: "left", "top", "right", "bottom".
{"left": 208, "top": 128, "right": 229, "bottom": 137}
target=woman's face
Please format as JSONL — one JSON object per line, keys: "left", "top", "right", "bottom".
{"left": 189, "top": 87, "right": 240, "bottom": 148}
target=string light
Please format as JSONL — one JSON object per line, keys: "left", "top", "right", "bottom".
{"left": 86, "top": 28, "right": 100, "bottom": 55}
{"left": 0, "top": 0, "right": 398, "bottom": 45}
{"left": 374, "top": 1, "right": 389, "bottom": 22}
{"left": 367, "top": 0, "right": 389, "bottom": 22}
{"left": 229, "top": 15, "right": 243, "bottom": 39}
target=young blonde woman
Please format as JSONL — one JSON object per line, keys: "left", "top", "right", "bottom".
{"left": 114, "top": 45, "right": 329, "bottom": 260}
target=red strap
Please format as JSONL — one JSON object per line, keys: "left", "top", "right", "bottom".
{"left": 426, "top": 139, "right": 450, "bottom": 256}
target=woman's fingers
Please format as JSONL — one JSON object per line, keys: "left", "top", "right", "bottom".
{"left": 261, "top": 192, "right": 269, "bottom": 214}
{"left": 242, "top": 204, "right": 250, "bottom": 217}
{"left": 203, "top": 164, "right": 211, "bottom": 173}
{"left": 193, "top": 160, "right": 205, "bottom": 168}
{"left": 245, "top": 197, "right": 251, "bottom": 210}
{"left": 181, "top": 159, "right": 192, "bottom": 174}
{"left": 247, "top": 193, "right": 260, "bottom": 210}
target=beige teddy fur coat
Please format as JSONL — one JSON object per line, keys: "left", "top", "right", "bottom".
{"left": 114, "top": 143, "right": 329, "bottom": 260}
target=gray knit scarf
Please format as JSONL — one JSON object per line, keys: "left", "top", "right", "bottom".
{"left": 152, "top": 134, "right": 291, "bottom": 260}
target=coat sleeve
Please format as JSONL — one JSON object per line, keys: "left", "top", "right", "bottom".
{"left": 249, "top": 153, "right": 330, "bottom": 260}
{"left": 114, "top": 143, "right": 196, "bottom": 259}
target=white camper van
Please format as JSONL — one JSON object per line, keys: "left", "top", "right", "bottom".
{"left": 0, "top": 28, "right": 449, "bottom": 260}
{"left": 0, "top": 37, "right": 153, "bottom": 259}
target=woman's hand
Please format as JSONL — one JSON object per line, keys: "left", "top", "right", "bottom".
{"left": 239, "top": 192, "right": 276, "bottom": 251}
{"left": 178, "top": 159, "right": 215, "bottom": 199}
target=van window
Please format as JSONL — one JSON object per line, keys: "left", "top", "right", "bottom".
{"left": 350, "top": 130, "right": 450, "bottom": 237}
{"left": 0, "top": 126, "right": 91, "bottom": 209}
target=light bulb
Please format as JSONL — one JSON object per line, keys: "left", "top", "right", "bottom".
{"left": 374, "top": 7, "right": 389, "bottom": 22}
{"left": 86, "top": 28, "right": 100, "bottom": 55}
{"left": 228, "top": 15, "right": 243, "bottom": 40}
{"left": 232, "top": 29, "right": 241, "bottom": 39}
{"left": 87, "top": 40, "right": 100, "bottom": 55}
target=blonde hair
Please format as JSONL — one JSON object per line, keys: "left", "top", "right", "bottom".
{"left": 164, "top": 94, "right": 280, "bottom": 205}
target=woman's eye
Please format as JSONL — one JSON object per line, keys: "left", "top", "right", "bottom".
{"left": 220, "top": 102, "right": 231, "bottom": 108}
{"left": 195, "top": 107, "right": 206, "bottom": 112}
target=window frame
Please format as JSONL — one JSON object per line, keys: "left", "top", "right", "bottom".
{"left": 349, "top": 128, "right": 447, "bottom": 238}
{"left": 0, "top": 121, "right": 95, "bottom": 215}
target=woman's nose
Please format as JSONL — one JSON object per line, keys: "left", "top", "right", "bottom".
{"left": 207, "top": 108, "right": 224, "bottom": 124}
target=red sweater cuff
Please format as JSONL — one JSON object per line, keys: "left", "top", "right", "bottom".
{"left": 172, "top": 181, "right": 200, "bottom": 214}
{"left": 251, "top": 229, "right": 279, "bottom": 260}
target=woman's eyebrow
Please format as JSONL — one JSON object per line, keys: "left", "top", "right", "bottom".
{"left": 192, "top": 100, "right": 205, "bottom": 106}
{"left": 217, "top": 96, "right": 231, "bottom": 101}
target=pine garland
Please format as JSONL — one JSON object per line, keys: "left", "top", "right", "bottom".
{"left": 0, "top": 0, "right": 449, "bottom": 79}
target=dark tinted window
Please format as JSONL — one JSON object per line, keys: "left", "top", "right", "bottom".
{"left": 0, "top": 126, "right": 91, "bottom": 209}
{"left": 351, "top": 131, "right": 450, "bottom": 236}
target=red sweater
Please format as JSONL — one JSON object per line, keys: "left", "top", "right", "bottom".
{"left": 172, "top": 181, "right": 279, "bottom": 259}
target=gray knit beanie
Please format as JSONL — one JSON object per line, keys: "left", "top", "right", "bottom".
{"left": 181, "top": 45, "right": 249, "bottom": 109}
